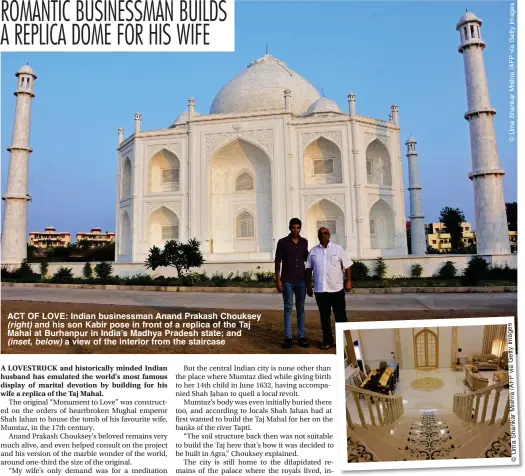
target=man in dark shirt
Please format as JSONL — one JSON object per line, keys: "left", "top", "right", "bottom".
{"left": 274, "top": 218, "right": 309, "bottom": 349}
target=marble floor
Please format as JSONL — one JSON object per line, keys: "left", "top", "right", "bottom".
{"left": 346, "top": 367, "right": 509, "bottom": 422}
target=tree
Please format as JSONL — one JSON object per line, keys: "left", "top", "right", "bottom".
{"left": 94, "top": 261, "right": 113, "bottom": 280}
{"left": 27, "top": 244, "right": 39, "bottom": 261}
{"left": 83, "top": 262, "right": 93, "bottom": 279}
{"left": 145, "top": 239, "right": 204, "bottom": 278}
{"left": 439, "top": 207, "right": 466, "bottom": 251}
{"left": 506, "top": 202, "right": 517, "bottom": 232}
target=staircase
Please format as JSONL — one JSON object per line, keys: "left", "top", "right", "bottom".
{"left": 346, "top": 381, "right": 512, "bottom": 462}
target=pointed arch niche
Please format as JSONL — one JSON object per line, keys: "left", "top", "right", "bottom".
{"left": 306, "top": 198, "right": 345, "bottom": 247}
{"left": 303, "top": 137, "right": 342, "bottom": 185}
{"left": 369, "top": 199, "right": 395, "bottom": 249}
{"left": 119, "top": 210, "right": 131, "bottom": 255}
{"left": 209, "top": 138, "right": 272, "bottom": 254}
{"left": 121, "top": 158, "right": 132, "bottom": 200}
{"left": 148, "top": 206, "right": 179, "bottom": 249}
{"left": 365, "top": 139, "right": 392, "bottom": 186}
{"left": 148, "top": 149, "right": 180, "bottom": 193}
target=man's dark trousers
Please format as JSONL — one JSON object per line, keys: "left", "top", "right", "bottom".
{"left": 314, "top": 289, "right": 347, "bottom": 346}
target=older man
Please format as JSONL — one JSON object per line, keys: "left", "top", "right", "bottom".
{"left": 306, "top": 227, "right": 352, "bottom": 350}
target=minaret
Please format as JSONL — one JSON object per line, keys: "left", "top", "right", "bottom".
{"left": 1, "top": 64, "right": 37, "bottom": 266}
{"left": 406, "top": 137, "right": 426, "bottom": 255}
{"left": 457, "top": 12, "right": 510, "bottom": 255}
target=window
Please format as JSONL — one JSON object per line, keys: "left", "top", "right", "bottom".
{"left": 313, "top": 158, "right": 334, "bottom": 175}
{"left": 235, "top": 172, "right": 254, "bottom": 191}
{"left": 161, "top": 225, "right": 178, "bottom": 241}
{"left": 236, "top": 211, "right": 255, "bottom": 238}
{"left": 162, "top": 168, "right": 179, "bottom": 184}
{"left": 369, "top": 219, "right": 376, "bottom": 235}
{"left": 316, "top": 219, "right": 337, "bottom": 235}
{"left": 432, "top": 240, "right": 437, "bottom": 244}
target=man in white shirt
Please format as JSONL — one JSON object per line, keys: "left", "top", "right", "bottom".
{"left": 305, "top": 227, "right": 353, "bottom": 350}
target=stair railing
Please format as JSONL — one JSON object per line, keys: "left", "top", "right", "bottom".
{"left": 453, "top": 381, "right": 509, "bottom": 425}
{"left": 345, "top": 384, "right": 404, "bottom": 430}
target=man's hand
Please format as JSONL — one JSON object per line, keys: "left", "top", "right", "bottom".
{"left": 276, "top": 278, "right": 283, "bottom": 293}
{"left": 344, "top": 279, "right": 352, "bottom": 293}
{"left": 306, "top": 285, "right": 314, "bottom": 297}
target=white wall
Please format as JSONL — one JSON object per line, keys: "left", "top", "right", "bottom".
{"left": 26, "top": 254, "right": 517, "bottom": 279}
{"left": 359, "top": 328, "right": 396, "bottom": 369}
{"left": 400, "top": 328, "right": 415, "bottom": 369}
{"left": 457, "top": 325, "right": 485, "bottom": 361}
{"left": 439, "top": 327, "right": 453, "bottom": 369}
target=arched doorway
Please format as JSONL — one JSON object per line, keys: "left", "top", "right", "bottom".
{"left": 306, "top": 199, "right": 345, "bottom": 248}
{"left": 365, "top": 139, "right": 392, "bottom": 186}
{"left": 413, "top": 328, "right": 439, "bottom": 369}
{"left": 148, "top": 149, "right": 180, "bottom": 193}
{"left": 148, "top": 206, "right": 179, "bottom": 249}
{"left": 369, "top": 199, "right": 395, "bottom": 249}
{"left": 119, "top": 210, "right": 131, "bottom": 255}
{"left": 209, "top": 139, "right": 272, "bottom": 254}
{"left": 121, "top": 158, "right": 132, "bottom": 199}
{"left": 303, "top": 137, "right": 342, "bottom": 185}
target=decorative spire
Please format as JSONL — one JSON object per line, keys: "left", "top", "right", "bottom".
{"left": 266, "top": 44, "right": 268, "bottom": 54}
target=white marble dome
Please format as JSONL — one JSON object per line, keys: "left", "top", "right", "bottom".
{"left": 210, "top": 54, "right": 321, "bottom": 116}
{"left": 306, "top": 97, "right": 343, "bottom": 116}
{"left": 169, "top": 110, "right": 200, "bottom": 128}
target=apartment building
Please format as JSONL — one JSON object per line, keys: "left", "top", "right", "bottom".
{"left": 28, "top": 227, "right": 71, "bottom": 248}
{"left": 76, "top": 228, "right": 115, "bottom": 247}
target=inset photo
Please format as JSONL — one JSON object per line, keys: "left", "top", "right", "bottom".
{"left": 336, "top": 316, "right": 519, "bottom": 470}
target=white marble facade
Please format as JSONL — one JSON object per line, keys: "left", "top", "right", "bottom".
{"left": 115, "top": 54, "right": 408, "bottom": 263}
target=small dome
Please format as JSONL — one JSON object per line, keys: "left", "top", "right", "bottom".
{"left": 406, "top": 136, "right": 417, "bottom": 143}
{"left": 210, "top": 54, "right": 321, "bottom": 116}
{"left": 306, "top": 97, "right": 343, "bottom": 116}
{"left": 457, "top": 11, "right": 482, "bottom": 28}
{"left": 16, "top": 63, "right": 36, "bottom": 77}
{"left": 169, "top": 110, "right": 200, "bottom": 128}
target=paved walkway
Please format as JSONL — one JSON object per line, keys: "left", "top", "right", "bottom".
{"left": 1, "top": 287, "right": 517, "bottom": 312}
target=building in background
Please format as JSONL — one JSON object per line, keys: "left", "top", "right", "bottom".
{"left": 509, "top": 231, "right": 517, "bottom": 253}
{"left": 28, "top": 227, "right": 70, "bottom": 249}
{"left": 76, "top": 228, "right": 115, "bottom": 247}
{"left": 425, "top": 222, "right": 516, "bottom": 253}
{"left": 425, "top": 222, "right": 475, "bottom": 252}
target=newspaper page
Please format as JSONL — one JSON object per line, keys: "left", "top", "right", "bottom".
{"left": 0, "top": 1, "right": 521, "bottom": 476}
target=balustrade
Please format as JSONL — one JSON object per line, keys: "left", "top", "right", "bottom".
{"left": 453, "top": 381, "right": 509, "bottom": 425}
{"left": 345, "top": 384, "right": 404, "bottom": 430}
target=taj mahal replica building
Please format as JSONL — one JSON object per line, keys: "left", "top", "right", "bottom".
{"left": 115, "top": 53, "right": 408, "bottom": 264}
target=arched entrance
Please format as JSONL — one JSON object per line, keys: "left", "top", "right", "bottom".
{"left": 369, "top": 199, "right": 395, "bottom": 249}
{"left": 119, "top": 210, "right": 131, "bottom": 255}
{"left": 209, "top": 139, "right": 272, "bottom": 254}
{"left": 306, "top": 199, "right": 345, "bottom": 248}
{"left": 148, "top": 206, "right": 179, "bottom": 249}
{"left": 303, "top": 137, "right": 342, "bottom": 185}
{"left": 148, "top": 149, "right": 180, "bottom": 193}
{"left": 365, "top": 139, "right": 392, "bottom": 186}
{"left": 121, "top": 158, "right": 132, "bottom": 199}
{"left": 413, "top": 328, "right": 439, "bottom": 369}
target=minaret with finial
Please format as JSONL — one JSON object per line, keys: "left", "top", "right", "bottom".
{"left": 405, "top": 136, "right": 426, "bottom": 255}
{"left": 457, "top": 11, "right": 510, "bottom": 254}
{"left": 2, "top": 64, "right": 37, "bottom": 267}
